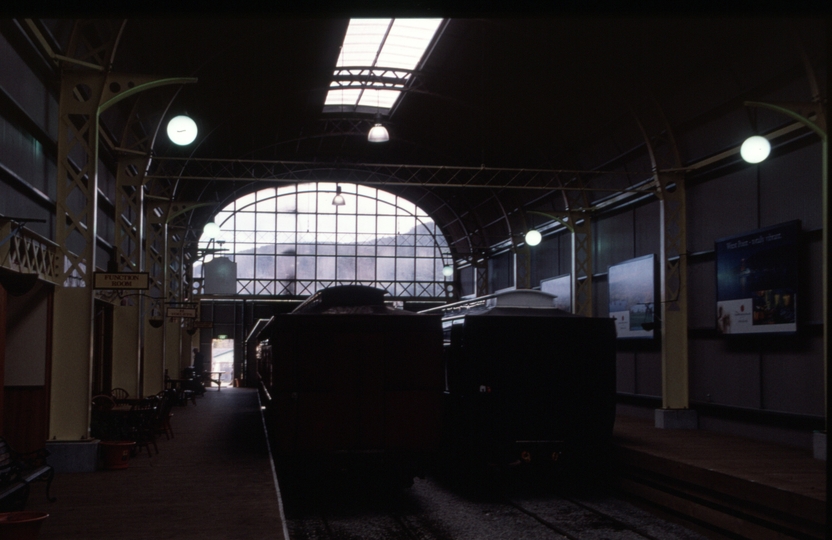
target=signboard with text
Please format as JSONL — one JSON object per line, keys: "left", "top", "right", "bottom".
{"left": 715, "top": 220, "right": 799, "bottom": 335}
{"left": 93, "top": 272, "right": 149, "bottom": 290}
{"left": 166, "top": 307, "right": 197, "bottom": 318}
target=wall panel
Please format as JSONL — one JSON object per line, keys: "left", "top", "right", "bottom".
{"left": 690, "top": 339, "right": 761, "bottom": 408}
{"left": 634, "top": 351, "right": 661, "bottom": 397}
{"left": 0, "top": 116, "right": 51, "bottom": 188}
{"left": 616, "top": 351, "right": 636, "bottom": 394}
{"left": 557, "top": 230, "right": 571, "bottom": 277}
{"left": 595, "top": 210, "right": 633, "bottom": 272}
{"left": 633, "top": 200, "right": 660, "bottom": 258}
{"left": 759, "top": 142, "right": 822, "bottom": 231}
{"left": 803, "top": 240, "right": 823, "bottom": 324}
{"left": 761, "top": 338, "right": 824, "bottom": 416}
{"left": 687, "top": 259, "right": 717, "bottom": 328}
{"left": 529, "top": 234, "right": 559, "bottom": 288}
{"left": 687, "top": 167, "right": 758, "bottom": 253}
{"left": 0, "top": 33, "right": 57, "bottom": 136}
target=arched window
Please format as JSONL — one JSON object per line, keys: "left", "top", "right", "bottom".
{"left": 193, "top": 182, "right": 452, "bottom": 298}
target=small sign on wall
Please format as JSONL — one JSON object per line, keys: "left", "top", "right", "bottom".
{"left": 166, "top": 307, "right": 197, "bottom": 318}
{"left": 93, "top": 272, "right": 150, "bottom": 290}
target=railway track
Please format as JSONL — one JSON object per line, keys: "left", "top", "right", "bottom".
{"left": 281, "top": 473, "right": 709, "bottom": 540}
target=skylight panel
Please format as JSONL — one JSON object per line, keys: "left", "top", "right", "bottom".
{"left": 324, "top": 17, "right": 443, "bottom": 114}
{"left": 338, "top": 19, "right": 390, "bottom": 67}
{"left": 324, "top": 88, "right": 362, "bottom": 107}
{"left": 375, "top": 19, "right": 443, "bottom": 70}
{"left": 356, "top": 88, "right": 400, "bottom": 109}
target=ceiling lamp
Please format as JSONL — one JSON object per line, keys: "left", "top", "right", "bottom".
{"left": 525, "top": 229, "right": 542, "bottom": 247}
{"left": 167, "top": 115, "right": 198, "bottom": 145}
{"left": 203, "top": 221, "right": 221, "bottom": 239}
{"left": 332, "top": 185, "right": 346, "bottom": 206}
{"left": 442, "top": 264, "right": 454, "bottom": 277}
{"left": 740, "top": 135, "right": 771, "bottom": 164}
{"left": 368, "top": 123, "right": 389, "bottom": 143}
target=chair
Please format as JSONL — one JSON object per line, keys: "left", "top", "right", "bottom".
{"left": 154, "top": 390, "right": 176, "bottom": 440}
{"left": 91, "top": 394, "right": 116, "bottom": 411}
{"left": 128, "top": 399, "right": 159, "bottom": 456}
{"left": 110, "top": 387, "right": 129, "bottom": 400}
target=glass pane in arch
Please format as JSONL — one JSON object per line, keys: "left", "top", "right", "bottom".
{"left": 193, "top": 181, "right": 451, "bottom": 299}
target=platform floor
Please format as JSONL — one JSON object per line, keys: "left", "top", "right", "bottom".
{"left": 26, "top": 387, "right": 288, "bottom": 540}
{"left": 22, "top": 394, "right": 826, "bottom": 539}
{"left": 614, "top": 413, "right": 825, "bottom": 502}
{"left": 613, "top": 413, "right": 826, "bottom": 538}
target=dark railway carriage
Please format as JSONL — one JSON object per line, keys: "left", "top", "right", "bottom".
{"left": 257, "top": 285, "right": 444, "bottom": 487}
{"left": 422, "top": 290, "right": 617, "bottom": 475}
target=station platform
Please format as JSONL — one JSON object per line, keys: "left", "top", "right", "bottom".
{"left": 20, "top": 391, "right": 825, "bottom": 540}
{"left": 613, "top": 413, "right": 826, "bottom": 539}
{"left": 25, "top": 387, "right": 289, "bottom": 540}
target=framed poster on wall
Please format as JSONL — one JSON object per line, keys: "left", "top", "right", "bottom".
{"left": 715, "top": 220, "right": 800, "bottom": 335}
{"left": 540, "top": 274, "right": 572, "bottom": 312}
{"left": 608, "top": 254, "right": 656, "bottom": 339}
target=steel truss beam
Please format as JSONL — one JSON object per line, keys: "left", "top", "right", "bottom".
{"left": 146, "top": 158, "right": 648, "bottom": 196}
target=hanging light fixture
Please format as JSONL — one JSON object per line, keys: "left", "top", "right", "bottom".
{"left": 332, "top": 185, "right": 346, "bottom": 206}
{"left": 525, "top": 229, "right": 542, "bottom": 246}
{"left": 368, "top": 101, "right": 389, "bottom": 143}
{"left": 203, "top": 221, "right": 221, "bottom": 239}
{"left": 442, "top": 264, "right": 454, "bottom": 277}
{"left": 166, "top": 114, "right": 198, "bottom": 145}
{"left": 368, "top": 122, "right": 389, "bottom": 143}
{"left": 740, "top": 135, "right": 771, "bottom": 163}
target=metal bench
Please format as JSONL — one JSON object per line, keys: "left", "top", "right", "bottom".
{"left": 0, "top": 436, "right": 55, "bottom": 507}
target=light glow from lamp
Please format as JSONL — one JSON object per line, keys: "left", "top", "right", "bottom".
{"left": 525, "top": 229, "right": 542, "bottom": 246}
{"left": 442, "top": 265, "right": 453, "bottom": 277}
{"left": 740, "top": 135, "right": 771, "bottom": 164}
{"left": 332, "top": 185, "right": 346, "bottom": 206}
{"left": 203, "top": 221, "right": 221, "bottom": 239}
{"left": 368, "top": 123, "right": 389, "bottom": 143}
{"left": 166, "top": 115, "right": 198, "bottom": 145}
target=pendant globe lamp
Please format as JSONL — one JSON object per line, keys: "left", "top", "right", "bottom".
{"left": 203, "top": 221, "right": 221, "bottom": 239}
{"left": 332, "top": 185, "right": 346, "bottom": 206}
{"left": 368, "top": 122, "right": 389, "bottom": 143}
{"left": 740, "top": 135, "right": 771, "bottom": 164}
{"left": 167, "top": 114, "right": 198, "bottom": 145}
{"left": 525, "top": 229, "right": 542, "bottom": 247}
{"left": 368, "top": 110, "right": 389, "bottom": 143}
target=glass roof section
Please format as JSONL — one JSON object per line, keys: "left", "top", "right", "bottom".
{"left": 323, "top": 18, "right": 443, "bottom": 114}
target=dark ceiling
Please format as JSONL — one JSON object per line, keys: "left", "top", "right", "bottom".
{"left": 36, "top": 14, "right": 827, "bottom": 257}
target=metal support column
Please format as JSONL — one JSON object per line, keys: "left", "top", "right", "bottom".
{"left": 51, "top": 70, "right": 106, "bottom": 441}
{"left": 570, "top": 214, "right": 593, "bottom": 317}
{"left": 657, "top": 171, "right": 690, "bottom": 413}
{"left": 112, "top": 156, "right": 150, "bottom": 396}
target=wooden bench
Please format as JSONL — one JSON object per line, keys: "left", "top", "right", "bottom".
{"left": 0, "top": 436, "right": 55, "bottom": 508}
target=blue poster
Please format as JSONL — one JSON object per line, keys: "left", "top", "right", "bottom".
{"left": 715, "top": 220, "right": 799, "bottom": 335}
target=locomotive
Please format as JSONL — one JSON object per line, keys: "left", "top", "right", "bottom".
{"left": 256, "top": 285, "right": 444, "bottom": 488}
{"left": 421, "top": 290, "right": 617, "bottom": 477}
